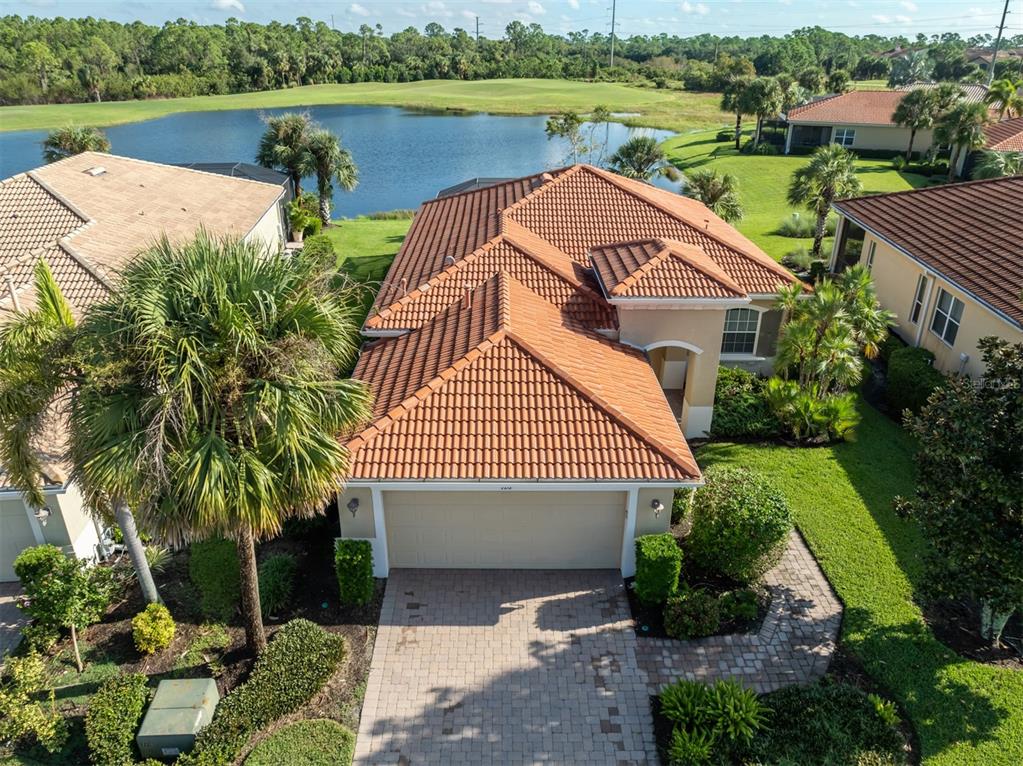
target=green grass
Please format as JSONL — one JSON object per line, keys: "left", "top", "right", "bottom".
{"left": 699, "top": 401, "right": 1023, "bottom": 766}
{"left": 323, "top": 217, "right": 410, "bottom": 326}
{"left": 245, "top": 719, "right": 355, "bottom": 766}
{"left": 664, "top": 129, "right": 933, "bottom": 262}
{"left": 0, "top": 79, "right": 729, "bottom": 134}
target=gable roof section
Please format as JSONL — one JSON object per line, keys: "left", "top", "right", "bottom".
{"left": 591, "top": 238, "right": 747, "bottom": 299}
{"left": 834, "top": 176, "right": 1023, "bottom": 328}
{"left": 984, "top": 117, "right": 1023, "bottom": 151}
{"left": 348, "top": 273, "right": 699, "bottom": 481}
{"left": 786, "top": 90, "right": 907, "bottom": 126}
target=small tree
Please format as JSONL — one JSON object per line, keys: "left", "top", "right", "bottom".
{"left": 787, "top": 144, "right": 862, "bottom": 258}
{"left": 607, "top": 136, "right": 679, "bottom": 182}
{"left": 935, "top": 101, "right": 989, "bottom": 181}
{"left": 897, "top": 338, "right": 1023, "bottom": 646}
{"left": 740, "top": 76, "right": 783, "bottom": 149}
{"left": 682, "top": 169, "right": 743, "bottom": 223}
{"left": 892, "top": 89, "right": 936, "bottom": 162}
{"left": 720, "top": 75, "right": 754, "bottom": 150}
{"left": 42, "top": 125, "right": 110, "bottom": 163}
{"left": 306, "top": 128, "right": 358, "bottom": 226}
{"left": 545, "top": 106, "right": 610, "bottom": 165}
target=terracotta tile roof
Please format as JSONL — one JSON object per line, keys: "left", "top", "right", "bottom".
{"left": 590, "top": 239, "right": 747, "bottom": 299}
{"left": 834, "top": 176, "right": 1023, "bottom": 328}
{"left": 347, "top": 273, "right": 699, "bottom": 481}
{"left": 984, "top": 117, "right": 1023, "bottom": 151}
{"left": 786, "top": 90, "right": 908, "bottom": 126}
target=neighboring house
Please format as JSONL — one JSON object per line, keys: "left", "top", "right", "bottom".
{"left": 337, "top": 164, "right": 801, "bottom": 577}
{"left": 0, "top": 152, "right": 288, "bottom": 581}
{"left": 782, "top": 85, "right": 987, "bottom": 156}
{"left": 965, "top": 47, "right": 1023, "bottom": 72}
{"left": 831, "top": 176, "right": 1023, "bottom": 379}
{"left": 962, "top": 116, "right": 1023, "bottom": 177}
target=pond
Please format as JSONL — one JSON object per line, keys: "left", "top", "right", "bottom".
{"left": 0, "top": 105, "right": 675, "bottom": 217}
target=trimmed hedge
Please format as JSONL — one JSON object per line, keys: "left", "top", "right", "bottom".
{"left": 189, "top": 539, "right": 240, "bottom": 621}
{"left": 132, "top": 603, "right": 176, "bottom": 655}
{"left": 177, "top": 619, "right": 346, "bottom": 766}
{"left": 634, "top": 534, "right": 682, "bottom": 606}
{"left": 335, "top": 539, "right": 374, "bottom": 607}
{"left": 245, "top": 719, "right": 356, "bottom": 766}
{"left": 85, "top": 673, "right": 149, "bottom": 766}
{"left": 664, "top": 587, "right": 720, "bottom": 639}
{"left": 710, "top": 367, "right": 781, "bottom": 439}
{"left": 886, "top": 346, "right": 944, "bottom": 417}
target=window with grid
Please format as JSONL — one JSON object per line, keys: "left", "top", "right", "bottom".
{"left": 834, "top": 128, "right": 855, "bottom": 147}
{"left": 930, "top": 288, "right": 963, "bottom": 345}
{"left": 910, "top": 274, "right": 928, "bottom": 324}
{"left": 721, "top": 308, "right": 760, "bottom": 354}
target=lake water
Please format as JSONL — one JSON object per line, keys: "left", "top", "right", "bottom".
{"left": 0, "top": 105, "right": 675, "bottom": 216}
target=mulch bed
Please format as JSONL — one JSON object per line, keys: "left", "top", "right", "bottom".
{"left": 921, "top": 598, "right": 1023, "bottom": 670}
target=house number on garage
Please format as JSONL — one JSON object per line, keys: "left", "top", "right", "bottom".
{"left": 499, "top": 486, "right": 513, "bottom": 490}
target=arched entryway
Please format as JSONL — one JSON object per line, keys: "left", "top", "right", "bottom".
{"left": 643, "top": 340, "right": 703, "bottom": 427}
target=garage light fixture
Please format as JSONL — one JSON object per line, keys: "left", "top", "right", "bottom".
{"left": 34, "top": 506, "right": 52, "bottom": 527}
{"left": 347, "top": 498, "right": 359, "bottom": 517}
{"left": 650, "top": 499, "right": 665, "bottom": 518}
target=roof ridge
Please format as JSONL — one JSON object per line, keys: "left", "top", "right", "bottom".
{"left": 836, "top": 174, "right": 1023, "bottom": 206}
{"left": 604, "top": 241, "right": 674, "bottom": 296}
{"left": 500, "top": 164, "right": 585, "bottom": 219}
{"left": 499, "top": 219, "right": 607, "bottom": 301}
{"left": 660, "top": 240, "right": 747, "bottom": 296}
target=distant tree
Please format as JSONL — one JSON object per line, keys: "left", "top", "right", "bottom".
{"left": 306, "top": 129, "right": 358, "bottom": 226}
{"left": 256, "top": 112, "right": 314, "bottom": 196}
{"left": 892, "top": 89, "right": 937, "bottom": 161}
{"left": 545, "top": 111, "right": 585, "bottom": 163}
{"left": 20, "top": 40, "right": 57, "bottom": 95}
{"left": 796, "top": 67, "right": 827, "bottom": 94}
{"left": 787, "top": 144, "right": 862, "bottom": 257}
{"left": 826, "top": 69, "right": 851, "bottom": 93}
{"left": 740, "top": 77, "right": 784, "bottom": 148}
{"left": 897, "top": 338, "right": 1023, "bottom": 647}
{"left": 720, "top": 75, "right": 754, "bottom": 150}
{"left": 76, "top": 36, "right": 117, "bottom": 102}
{"left": 41, "top": 125, "right": 110, "bottom": 163}
{"left": 930, "top": 82, "right": 965, "bottom": 114}
{"left": 682, "top": 169, "right": 744, "bottom": 223}
{"left": 545, "top": 106, "right": 610, "bottom": 165}
{"left": 607, "top": 136, "right": 680, "bottom": 182}
{"left": 971, "top": 150, "right": 1023, "bottom": 179}
{"left": 888, "top": 49, "right": 932, "bottom": 86}
{"left": 935, "top": 101, "right": 990, "bottom": 180}
{"left": 985, "top": 77, "right": 1023, "bottom": 119}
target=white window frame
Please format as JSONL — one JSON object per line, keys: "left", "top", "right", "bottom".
{"left": 909, "top": 274, "right": 928, "bottom": 325}
{"left": 720, "top": 307, "right": 763, "bottom": 358}
{"left": 833, "top": 127, "right": 856, "bottom": 147}
{"left": 865, "top": 240, "right": 876, "bottom": 271}
{"left": 929, "top": 288, "right": 964, "bottom": 346}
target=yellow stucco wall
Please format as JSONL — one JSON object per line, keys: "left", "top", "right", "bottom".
{"left": 244, "top": 197, "right": 287, "bottom": 250}
{"left": 795, "top": 123, "right": 935, "bottom": 153}
{"left": 337, "top": 487, "right": 375, "bottom": 538}
{"left": 637, "top": 488, "right": 674, "bottom": 536}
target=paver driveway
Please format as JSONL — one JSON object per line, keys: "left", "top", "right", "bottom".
{"left": 355, "top": 569, "right": 657, "bottom": 765}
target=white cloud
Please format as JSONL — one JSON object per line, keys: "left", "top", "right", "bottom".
{"left": 396, "top": 7, "right": 416, "bottom": 15}
{"left": 899, "top": 0, "right": 917, "bottom": 10}
{"left": 528, "top": 1, "right": 547, "bottom": 14}
{"left": 895, "top": 14, "right": 912, "bottom": 23}
{"left": 461, "top": 9, "right": 478, "bottom": 20}
{"left": 872, "top": 14, "right": 891, "bottom": 23}
{"left": 568, "top": 0, "right": 580, "bottom": 8}
{"left": 681, "top": 1, "right": 709, "bottom": 14}
{"left": 211, "top": 0, "right": 244, "bottom": 11}
{"left": 349, "top": 3, "right": 370, "bottom": 16}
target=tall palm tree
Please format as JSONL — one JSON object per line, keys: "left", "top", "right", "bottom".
{"left": 682, "top": 169, "right": 744, "bottom": 223}
{"left": 306, "top": 129, "right": 359, "bottom": 226}
{"left": 972, "top": 150, "right": 1023, "bottom": 179}
{"left": 720, "top": 75, "right": 754, "bottom": 151}
{"left": 985, "top": 77, "right": 1023, "bottom": 119}
{"left": 256, "top": 112, "right": 314, "bottom": 196}
{"left": 607, "top": 136, "right": 680, "bottom": 182}
{"left": 41, "top": 125, "right": 110, "bottom": 163}
{"left": 787, "top": 144, "right": 862, "bottom": 258}
{"left": 892, "top": 89, "right": 936, "bottom": 161}
{"left": 930, "top": 82, "right": 965, "bottom": 115}
{"left": 0, "top": 261, "right": 159, "bottom": 604}
{"left": 740, "top": 76, "right": 784, "bottom": 149}
{"left": 935, "top": 101, "right": 990, "bottom": 181}
{"left": 69, "top": 232, "right": 372, "bottom": 654}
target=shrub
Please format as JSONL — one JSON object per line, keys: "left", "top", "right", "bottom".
{"left": 751, "top": 681, "right": 906, "bottom": 765}
{"left": 781, "top": 245, "right": 814, "bottom": 272}
{"left": 633, "top": 534, "right": 682, "bottom": 606}
{"left": 132, "top": 603, "right": 176, "bottom": 655}
{"left": 715, "top": 129, "right": 733, "bottom": 142}
{"left": 886, "top": 346, "right": 944, "bottom": 416}
{"left": 670, "top": 488, "right": 693, "bottom": 526}
{"left": 704, "top": 679, "right": 767, "bottom": 747}
{"left": 719, "top": 588, "right": 760, "bottom": 623}
{"left": 245, "top": 719, "right": 356, "bottom": 766}
{"left": 189, "top": 539, "right": 240, "bottom": 621}
{"left": 658, "top": 679, "right": 768, "bottom": 764}
{"left": 752, "top": 142, "right": 778, "bottom": 155}
{"left": 877, "top": 331, "right": 905, "bottom": 364}
{"left": 259, "top": 553, "right": 298, "bottom": 617}
{"left": 664, "top": 587, "right": 721, "bottom": 639}
{"left": 178, "top": 619, "right": 346, "bottom": 766}
{"left": 300, "top": 234, "right": 337, "bottom": 271}
{"left": 687, "top": 467, "right": 792, "bottom": 584}
{"left": 85, "top": 673, "right": 149, "bottom": 766}
{"left": 777, "top": 211, "right": 816, "bottom": 238}
{"left": 891, "top": 155, "right": 907, "bottom": 171}
{"left": 0, "top": 651, "right": 67, "bottom": 754}
{"left": 668, "top": 726, "right": 715, "bottom": 765}
{"left": 660, "top": 679, "right": 710, "bottom": 728}
{"left": 12, "top": 543, "right": 65, "bottom": 587}
{"left": 710, "top": 367, "right": 781, "bottom": 439}
{"left": 335, "top": 539, "right": 374, "bottom": 607}
{"left": 765, "top": 378, "right": 860, "bottom": 443}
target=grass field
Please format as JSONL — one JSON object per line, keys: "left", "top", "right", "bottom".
{"left": 0, "top": 79, "right": 729, "bottom": 134}
{"left": 663, "top": 129, "right": 933, "bottom": 261}
{"left": 700, "top": 402, "right": 1023, "bottom": 766}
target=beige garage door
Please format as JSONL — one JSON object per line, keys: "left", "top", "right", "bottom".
{"left": 385, "top": 490, "right": 626, "bottom": 569}
{"left": 1, "top": 499, "right": 37, "bottom": 582}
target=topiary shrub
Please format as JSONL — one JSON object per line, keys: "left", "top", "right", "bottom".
{"left": 335, "top": 539, "right": 374, "bottom": 607}
{"left": 189, "top": 539, "right": 240, "bottom": 622}
{"left": 132, "top": 603, "right": 176, "bottom": 655}
{"left": 710, "top": 367, "right": 781, "bottom": 439}
{"left": 85, "top": 673, "right": 149, "bottom": 766}
{"left": 245, "top": 719, "right": 356, "bottom": 766}
{"left": 259, "top": 553, "right": 298, "bottom": 617}
{"left": 663, "top": 587, "right": 721, "bottom": 639}
{"left": 634, "top": 534, "right": 682, "bottom": 606}
{"left": 686, "top": 467, "right": 792, "bottom": 584}
{"left": 886, "top": 346, "right": 945, "bottom": 416}
{"left": 177, "top": 619, "right": 346, "bottom": 766}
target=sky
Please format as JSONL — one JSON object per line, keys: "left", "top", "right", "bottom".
{"left": 2, "top": 0, "right": 1019, "bottom": 41}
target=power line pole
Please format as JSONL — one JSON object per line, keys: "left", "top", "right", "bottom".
{"left": 609, "top": 0, "right": 617, "bottom": 69}
{"left": 475, "top": 16, "right": 480, "bottom": 49}
{"left": 987, "top": 0, "right": 1010, "bottom": 86}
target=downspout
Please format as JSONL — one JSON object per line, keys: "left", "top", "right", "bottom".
{"left": 4, "top": 274, "right": 22, "bottom": 313}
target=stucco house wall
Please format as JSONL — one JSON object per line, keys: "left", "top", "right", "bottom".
{"left": 787, "top": 123, "right": 936, "bottom": 155}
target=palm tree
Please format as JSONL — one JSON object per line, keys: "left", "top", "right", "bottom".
{"left": 306, "top": 129, "right": 359, "bottom": 226}
{"left": 930, "top": 82, "right": 965, "bottom": 115}
{"left": 892, "top": 89, "right": 936, "bottom": 161}
{"left": 787, "top": 144, "right": 862, "bottom": 258}
{"left": 972, "top": 150, "right": 1023, "bottom": 179}
{"left": 256, "top": 112, "right": 314, "bottom": 196}
{"left": 607, "top": 136, "right": 680, "bottom": 182}
{"left": 935, "top": 101, "right": 990, "bottom": 181}
{"left": 682, "top": 169, "right": 743, "bottom": 223}
{"left": 888, "top": 49, "right": 932, "bottom": 87}
{"left": 720, "top": 75, "right": 754, "bottom": 151}
{"left": 740, "top": 77, "right": 784, "bottom": 149}
{"left": 0, "top": 261, "right": 159, "bottom": 604}
{"left": 69, "top": 232, "right": 372, "bottom": 654}
{"left": 985, "top": 77, "right": 1023, "bottom": 119}
{"left": 42, "top": 125, "right": 110, "bottom": 163}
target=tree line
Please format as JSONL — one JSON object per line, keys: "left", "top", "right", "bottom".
{"left": 2, "top": 14, "right": 1022, "bottom": 106}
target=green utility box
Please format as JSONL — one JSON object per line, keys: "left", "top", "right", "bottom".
{"left": 136, "top": 678, "right": 220, "bottom": 760}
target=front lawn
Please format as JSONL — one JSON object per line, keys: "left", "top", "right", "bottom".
{"left": 663, "top": 130, "right": 933, "bottom": 262}
{"left": 699, "top": 401, "right": 1023, "bottom": 765}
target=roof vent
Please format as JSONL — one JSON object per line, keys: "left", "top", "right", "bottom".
{"left": 85, "top": 166, "right": 107, "bottom": 177}
{"left": 541, "top": 172, "right": 554, "bottom": 182}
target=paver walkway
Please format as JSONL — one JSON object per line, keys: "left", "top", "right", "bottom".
{"left": 637, "top": 532, "right": 842, "bottom": 694}
{"left": 1, "top": 583, "right": 26, "bottom": 664}
{"left": 355, "top": 569, "right": 657, "bottom": 765}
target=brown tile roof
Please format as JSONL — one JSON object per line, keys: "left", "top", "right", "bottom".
{"left": 786, "top": 90, "right": 908, "bottom": 126}
{"left": 347, "top": 273, "right": 699, "bottom": 481}
{"left": 984, "top": 117, "right": 1023, "bottom": 151}
{"left": 834, "top": 176, "right": 1023, "bottom": 328}
{"left": 591, "top": 239, "right": 747, "bottom": 299}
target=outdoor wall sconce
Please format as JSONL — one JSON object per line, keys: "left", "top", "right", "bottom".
{"left": 34, "top": 506, "right": 52, "bottom": 527}
{"left": 347, "top": 498, "right": 360, "bottom": 518}
{"left": 651, "top": 499, "right": 665, "bottom": 518}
